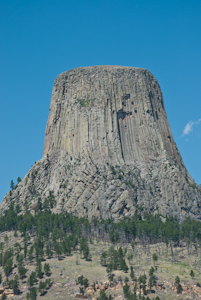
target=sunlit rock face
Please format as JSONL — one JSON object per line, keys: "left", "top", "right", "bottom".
{"left": 43, "top": 66, "right": 181, "bottom": 167}
{"left": 1, "top": 66, "right": 201, "bottom": 221}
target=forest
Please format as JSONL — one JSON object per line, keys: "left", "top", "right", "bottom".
{"left": 0, "top": 197, "right": 201, "bottom": 299}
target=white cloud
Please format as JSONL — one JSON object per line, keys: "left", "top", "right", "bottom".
{"left": 182, "top": 118, "right": 201, "bottom": 136}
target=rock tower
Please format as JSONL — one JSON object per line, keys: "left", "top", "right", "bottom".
{"left": 1, "top": 66, "right": 201, "bottom": 221}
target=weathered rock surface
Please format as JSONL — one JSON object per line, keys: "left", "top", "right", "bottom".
{"left": 1, "top": 66, "right": 201, "bottom": 221}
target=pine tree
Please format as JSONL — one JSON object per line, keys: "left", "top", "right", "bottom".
{"left": 36, "top": 259, "right": 43, "bottom": 278}
{"left": 44, "top": 263, "right": 50, "bottom": 275}
{"left": 27, "top": 272, "right": 37, "bottom": 287}
{"left": 4, "top": 258, "right": 13, "bottom": 277}
{"left": 18, "top": 264, "right": 27, "bottom": 279}
{"left": 12, "top": 275, "right": 19, "bottom": 295}
{"left": 130, "top": 266, "right": 137, "bottom": 281}
{"left": 1, "top": 293, "right": 7, "bottom": 300}
{"left": 39, "top": 281, "right": 47, "bottom": 295}
{"left": 83, "top": 278, "right": 89, "bottom": 288}
{"left": 152, "top": 253, "right": 158, "bottom": 266}
{"left": 29, "top": 287, "right": 37, "bottom": 300}
{"left": 17, "top": 177, "right": 21, "bottom": 184}
{"left": 10, "top": 180, "right": 15, "bottom": 190}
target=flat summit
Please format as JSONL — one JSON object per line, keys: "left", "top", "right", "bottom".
{"left": 1, "top": 66, "right": 201, "bottom": 221}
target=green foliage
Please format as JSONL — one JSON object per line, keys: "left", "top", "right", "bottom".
{"left": 149, "top": 274, "right": 157, "bottom": 289}
{"left": 27, "top": 271, "right": 37, "bottom": 287}
{"left": 4, "top": 235, "right": 8, "bottom": 245}
{"left": 10, "top": 180, "right": 15, "bottom": 190}
{"left": 7, "top": 275, "right": 19, "bottom": 295}
{"left": 123, "top": 283, "right": 130, "bottom": 297}
{"left": 29, "top": 287, "right": 37, "bottom": 300}
{"left": 130, "top": 266, "right": 137, "bottom": 281}
{"left": 77, "top": 275, "right": 89, "bottom": 288}
{"left": 98, "top": 290, "right": 111, "bottom": 300}
{"left": 18, "top": 264, "right": 27, "bottom": 279}
{"left": 110, "top": 166, "right": 116, "bottom": 175}
{"left": 17, "top": 177, "right": 21, "bottom": 184}
{"left": 100, "top": 251, "right": 108, "bottom": 266}
{"left": 109, "top": 230, "right": 120, "bottom": 244}
{"left": 149, "top": 267, "right": 155, "bottom": 277}
{"left": 101, "top": 246, "right": 128, "bottom": 275}
{"left": 190, "top": 270, "right": 195, "bottom": 278}
{"left": 36, "top": 259, "right": 43, "bottom": 278}
{"left": 12, "top": 275, "right": 19, "bottom": 295}
{"left": 1, "top": 293, "right": 7, "bottom": 300}
{"left": 152, "top": 253, "right": 158, "bottom": 265}
{"left": 175, "top": 276, "right": 180, "bottom": 286}
{"left": 83, "top": 277, "right": 89, "bottom": 288}
{"left": 77, "top": 275, "right": 84, "bottom": 285}
{"left": 2, "top": 203, "right": 201, "bottom": 247}
{"left": 24, "top": 236, "right": 28, "bottom": 258}
{"left": 127, "top": 253, "right": 133, "bottom": 264}
{"left": 4, "top": 258, "right": 13, "bottom": 277}
{"left": 79, "top": 287, "right": 84, "bottom": 295}
{"left": 77, "top": 98, "right": 95, "bottom": 107}
{"left": 138, "top": 274, "right": 146, "bottom": 286}
{"left": 45, "top": 243, "right": 52, "bottom": 258}
{"left": 79, "top": 236, "right": 91, "bottom": 261}
{"left": 39, "top": 280, "right": 47, "bottom": 295}
{"left": 28, "top": 245, "right": 34, "bottom": 262}
{"left": 0, "top": 203, "right": 201, "bottom": 300}
{"left": 44, "top": 262, "right": 50, "bottom": 275}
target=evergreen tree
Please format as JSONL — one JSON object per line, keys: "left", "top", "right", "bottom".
{"left": 152, "top": 253, "right": 158, "bottom": 266}
{"left": 44, "top": 263, "right": 50, "bottom": 275}
{"left": 12, "top": 275, "right": 19, "bottom": 295}
{"left": 175, "top": 276, "right": 180, "bottom": 287}
{"left": 138, "top": 274, "right": 147, "bottom": 289}
{"left": 79, "top": 287, "right": 84, "bottom": 295}
{"left": 36, "top": 259, "right": 43, "bottom": 278}
{"left": 4, "top": 258, "right": 13, "bottom": 277}
{"left": 28, "top": 245, "right": 34, "bottom": 262}
{"left": 149, "top": 267, "right": 155, "bottom": 277}
{"left": 39, "top": 280, "right": 47, "bottom": 295}
{"left": 83, "top": 278, "right": 89, "bottom": 289}
{"left": 98, "top": 290, "right": 109, "bottom": 300}
{"left": 17, "top": 177, "right": 21, "bottom": 184}
{"left": 29, "top": 287, "right": 37, "bottom": 300}
{"left": 190, "top": 270, "right": 195, "bottom": 278}
{"left": 119, "top": 257, "right": 128, "bottom": 272}
{"left": 123, "top": 283, "right": 130, "bottom": 298}
{"left": 10, "top": 180, "right": 15, "bottom": 190}
{"left": 24, "top": 236, "right": 28, "bottom": 259}
{"left": 27, "top": 272, "right": 37, "bottom": 287}
{"left": 1, "top": 293, "right": 7, "bottom": 300}
{"left": 18, "top": 264, "right": 27, "bottom": 279}
{"left": 130, "top": 266, "right": 137, "bottom": 281}
{"left": 100, "top": 251, "right": 108, "bottom": 266}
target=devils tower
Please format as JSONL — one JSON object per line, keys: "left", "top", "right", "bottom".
{"left": 1, "top": 66, "right": 201, "bottom": 221}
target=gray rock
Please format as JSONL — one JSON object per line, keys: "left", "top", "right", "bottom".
{"left": 1, "top": 66, "right": 201, "bottom": 221}
{"left": 52, "top": 265, "right": 59, "bottom": 269}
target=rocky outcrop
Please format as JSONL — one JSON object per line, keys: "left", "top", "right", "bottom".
{"left": 1, "top": 66, "right": 201, "bottom": 221}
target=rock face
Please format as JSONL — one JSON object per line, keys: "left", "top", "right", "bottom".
{"left": 1, "top": 66, "right": 201, "bottom": 221}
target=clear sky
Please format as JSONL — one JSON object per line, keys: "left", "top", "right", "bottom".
{"left": 0, "top": 0, "right": 201, "bottom": 201}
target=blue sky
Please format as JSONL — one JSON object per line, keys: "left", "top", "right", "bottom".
{"left": 0, "top": 0, "right": 201, "bottom": 201}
